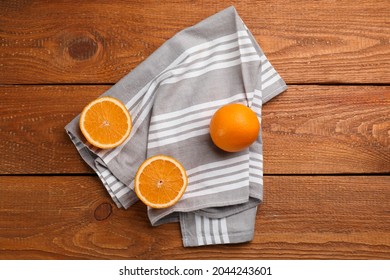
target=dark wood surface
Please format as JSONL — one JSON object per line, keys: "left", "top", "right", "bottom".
{"left": 1, "top": 0, "right": 389, "bottom": 84}
{"left": 1, "top": 176, "right": 389, "bottom": 259}
{"left": 0, "top": 0, "right": 389, "bottom": 259}
{"left": 1, "top": 85, "right": 389, "bottom": 174}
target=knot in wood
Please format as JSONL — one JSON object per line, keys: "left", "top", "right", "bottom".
{"left": 94, "top": 202, "right": 112, "bottom": 221}
{"left": 67, "top": 36, "right": 98, "bottom": 60}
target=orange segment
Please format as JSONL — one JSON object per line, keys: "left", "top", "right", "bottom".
{"left": 134, "top": 155, "right": 188, "bottom": 209}
{"left": 79, "top": 96, "right": 132, "bottom": 149}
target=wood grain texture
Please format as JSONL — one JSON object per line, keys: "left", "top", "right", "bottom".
{"left": 0, "top": 0, "right": 389, "bottom": 262}
{"left": 0, "top": 85, "right": 106, "bottom": 174}
{"left": 0, "top": 0, "right": 389, "bottom": 84}
{"left": 0, "top": 85, "right": 388, "bottom": 174}
{"left": 263, "top": 85, "right": 390, "bottom": 174}
{"left": 0, "top": 175, "right": 388, "bottom": 259}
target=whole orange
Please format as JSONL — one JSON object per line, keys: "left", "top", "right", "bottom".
{"left": 209, "top": 103, "right": 260, "bottom": 152}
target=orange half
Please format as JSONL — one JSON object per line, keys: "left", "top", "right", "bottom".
{"left": 79, "top": 96, "right": 132, "bottom": 149}
{"left": 134, "top": 155, "right": 188, "bottom": 209}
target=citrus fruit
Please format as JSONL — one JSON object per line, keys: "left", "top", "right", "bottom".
{"left": 134, "top": 155, "right": 188, "bottom": 209}
{"left": 209, "top": 103, "right": 260, "bottom": 152}
{"left": 79, "top": 96, "right": 132, "bottom": 149}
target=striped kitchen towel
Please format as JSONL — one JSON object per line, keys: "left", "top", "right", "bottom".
{"left": 65, "top": 6, "right": 287, "bottom": 247}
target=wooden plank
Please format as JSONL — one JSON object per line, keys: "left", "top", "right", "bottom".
{"left": 0, "top": 85, "right": 106, "bottom": 174}
{"left": 0, "top": 175, "right": 389, "bottom": 259}
{"left": 0, "top": 85, "right": 389, "bottom": 174}
{"left": 262, "top": 85, "right": 390, "bottom": 174}
{"left": 0, "top": 0, "right": 389, "bottom": 84}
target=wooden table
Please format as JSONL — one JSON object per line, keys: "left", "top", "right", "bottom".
{"left": 0, "top": 0, "right": 389, "bottom": 260}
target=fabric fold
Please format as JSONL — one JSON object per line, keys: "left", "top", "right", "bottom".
{"left": 65, "top": 6, "right": 287, "bottom": 247}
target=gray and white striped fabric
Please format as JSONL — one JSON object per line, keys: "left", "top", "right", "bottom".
{"left": 65, "top": 6, "right": 287, "bottom": 247}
